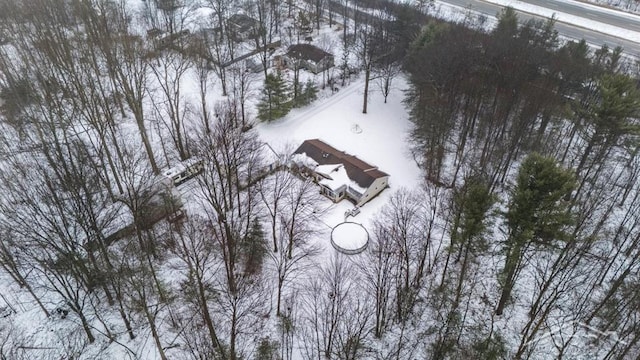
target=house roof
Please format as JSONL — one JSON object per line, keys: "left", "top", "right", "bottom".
{"left": 228, "top": 14, "right": 259, "bottom": 32}
{"left": 287, "top": 44, "right": 333, "bottom": 63}
{"left": 293, "top": 139, "right": 388, "bottom": 189}
{"left": 316, "top": 164, "right": 366, "bottom": 193}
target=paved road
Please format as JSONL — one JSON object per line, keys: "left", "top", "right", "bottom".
{"left": 520, "top": 0, "right": 640, "bottom": 32}
{"left": 439, "top": 0, "right": 640, "bottom": 57}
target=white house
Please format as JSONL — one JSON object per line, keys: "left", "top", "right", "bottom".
{"left": 292, "top": 139, "right": 389, "bottom": 206}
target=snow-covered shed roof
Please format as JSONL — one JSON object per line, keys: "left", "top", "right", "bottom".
{"left": 293, "top": 139, "right": 389, "bottom": 189}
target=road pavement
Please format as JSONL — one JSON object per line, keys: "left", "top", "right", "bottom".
{"left": 439, "top": 0, "right": 640, "bottom": 56}
{"left": 515, "top": 0, "right": 640, "bottom": 32}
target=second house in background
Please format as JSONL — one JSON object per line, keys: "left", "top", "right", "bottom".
{"left": 285, "top": 44, "right": 335, "bottom": 74}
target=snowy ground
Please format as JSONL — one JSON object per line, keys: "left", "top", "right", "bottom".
{"left": 578, "top": 0, "right": 640, "bottom": 14}
{"left": 257, "top": 75, "right": 422, "bottom": 244}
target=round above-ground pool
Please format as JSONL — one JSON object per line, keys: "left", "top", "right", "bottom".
{"left": 331, "top": 222, "right": 369, "bottom": 254}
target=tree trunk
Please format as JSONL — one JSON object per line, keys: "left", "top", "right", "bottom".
{"left": 362, "top": 64, "right": 370, "bottom": 114}
{"left": 496, "top": 248, "right": 519, "bottom": 316}
{"left": 230, "top": 304, "right": 238, "bottom": 360}
{"left": 197, "top": 273, "right": 223, "bottom": 353}
{"left": 277, "top": 276, "right": 284, "bottom": 317}
{"left": 145, "top": 305, "right": 168, "bottom": 360}
{"left": 75, "top": 305, "right": 96, "bottom": 343}
{"left": 137, "top": 115, "right": 160, "bottom": 174}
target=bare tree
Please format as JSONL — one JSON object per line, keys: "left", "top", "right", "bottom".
{"left": 356, "top": 21, "right": 375, "bottom": 114}
{"left": 313, "top": 0, "right": 325, "bottom": 31}
{"left": 375, "top": 61, "right": 400, "bottom": 104}
{"left": 316, "top": 33, "right": 336, "bottom": 90}
{"left": 191, "top": 34, "right": 216, "bottom": 133}
{"left": 250, "top": 0, "right": 276, "bottom": 78}
{"left": 96, "top": 2, "right": 161, "bottom": 173}
{"left": 169, "top": 215, "right": 227, "bottom": 358}
{"left": 300, "top": 254, "right": 372, "bottom": 360}
{"left": 192, "top": 101, "right": 267, "bottom": 359}
{"left": 206, "top": 0, "right": 237, "bottom": 96}
{"left": 265, "top": 172, "right": 324, "bottom": 316}
{"left": 0, "top": 155, "right": 102, "bottom": 344}
{"left": 228, "top": 62, "right": 257, "bottom": 129}
{"left": 149, "top": 49, "right": 193, "bottom": 161}
{"left": 374, "top": 188, "right": 443, "bottom": 323}
{"left": 120, "top": 236, "right": 170, "bottom": 360}
{"left": 360, "top": 220, "right": 397, "bottom": 339}
{"left": 0, "top": 228, "right": 50, "bottom": 318}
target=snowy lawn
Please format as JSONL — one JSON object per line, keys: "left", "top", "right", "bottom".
{"left": 257, "top": 74, "right": 422, "bottom": 243}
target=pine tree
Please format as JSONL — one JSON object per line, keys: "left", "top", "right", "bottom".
{"left": 303, "top": 80, "right": 318, "bottom": 104}
{"left": 493, "top": 7, "right": 518, "bottom": 39}
{"left": 449, "top": 175, "right": 495, "bottom": 260}
{"left": 434, "top": 175, "right": 495, "bottom": 359}
{"left": 254, "top": 337, "right": 279, "bottom": 360}
{"left": 241, "top": 217, "right": 267, "bottom": 276}
{"left": 294, "top": 79, "right": 318, "bottom": 107}
{"left": 574, "top": 72, "right": 640, "bottom": 177}
{"left": 496, "top": 153, "right": 575, "bottom": 315}
{"left": 258, "top": 72, "right": 292, "bottom": 121}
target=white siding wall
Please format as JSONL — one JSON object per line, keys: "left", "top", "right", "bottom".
{"left": 357, "top": 176, "right": 389, "bottom": 206}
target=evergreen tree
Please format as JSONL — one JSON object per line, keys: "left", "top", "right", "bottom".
{"left": 433, "top": 175, "right": 495, "bottom": 359}
{"left": 496, "top": 153, "right": 575, "bottom": 315}
{"left": 241, "top": 217, "right": 267, "bottom": 276}
{"left": 493, "top": 7, "right": 518, "bottom": 39}
{"left": 303, "top": 80, "right": 318, "bottom": 106}
{"left": 258, "top": 72, "right": 292, "bottom": 121}
{"left": 449, "top": 175, "right": 495, "bottom": 260}
{"left": 575, "top": 73, "right": 640, "bottom": 177}
{"left": 254, "top": 336, "right": 279, "bottom": 360}
{"left": 294, "top": 79, "right": 318, "bottom": 107}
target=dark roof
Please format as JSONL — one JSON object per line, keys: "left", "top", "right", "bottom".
{"left": 287, "top": 44, "right": 333, "bottom": 63}
{"left": 228, "top": 14, "right": 259, "bottom": 32}
{"left": 293, "top": 139, "right": 388, "bottom": 188}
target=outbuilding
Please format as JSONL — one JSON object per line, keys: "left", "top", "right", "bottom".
{"left": 286, "top": 44, "right": 335, "bottom": 74}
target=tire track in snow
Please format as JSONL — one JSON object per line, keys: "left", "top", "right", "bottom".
{"left": 262, "top": 79, "right": 364, "bottom": 133}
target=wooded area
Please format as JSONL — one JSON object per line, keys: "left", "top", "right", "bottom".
{"left": 403, "top": 7, "right": 640, "bottom": 359}
{"left": 0, "top": 0, "right": 639, "bottom": 359}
